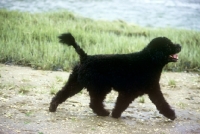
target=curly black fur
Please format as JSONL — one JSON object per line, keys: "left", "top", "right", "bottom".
{"left": 49, "top": 33, "right": 181, "bottom": 120}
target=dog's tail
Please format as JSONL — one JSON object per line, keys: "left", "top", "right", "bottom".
{"left": 58, "top": 33, "right": 87, "bottom": 62}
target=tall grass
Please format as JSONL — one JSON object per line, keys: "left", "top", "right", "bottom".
{"left": 0, "top": 9, "right": 200, "bottom": 71}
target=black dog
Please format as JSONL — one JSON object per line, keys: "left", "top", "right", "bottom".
{"left": 49, "top": 33, "right": 181, "bottom": 120}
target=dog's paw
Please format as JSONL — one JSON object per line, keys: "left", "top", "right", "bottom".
{"left": 160, "top": 109, "right": 176, "bottom": 120}
{"left": 111, "top": 111, "right": 121, "bottom": 118}
{"left": 166, "top": 112, "right": 176, "bottom": 121}
{"left": 49, "top": 102, "right": 58, "bottom": 112}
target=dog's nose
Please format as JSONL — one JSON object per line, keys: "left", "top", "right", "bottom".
{"left": 176, "top": 44, "right": 181, "bottom": 52}
{"left": 177, "top": 44, "right": 181, "bottom": 47}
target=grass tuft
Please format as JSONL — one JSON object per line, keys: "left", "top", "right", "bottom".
{"left": 168, "top": 80, "right": 176, "bottom": 88}
{"left": 50, "top": 84, "right": 58, "bottom": 95}
{"left": 138, "top": 97, "right": 145, "bottom": 103}
{"left": 19, "top": 86, "right": 30, "bottom": 94}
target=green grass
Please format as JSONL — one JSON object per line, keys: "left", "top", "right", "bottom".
{"left": 19, "top": 86, "right": 30, "bottom": 94}
{"left": 168, "top": 79, "right": 176, "bottom": 88}
{"left": 0, "top": 9, "right": 200, "bottom": 71}
{"left": 177, "top": 102, "right": 187, "bottom": 109}
{"left": 50, "top": 83, "right": 58, "bottom": 95}
{"left": 55, "top": 76, "right": 63, "bottom": 82}
{"left": 25, "top": 111, "right": 33, "bottom": 117}
{"left": 138, "top": 96, "right": 145, "bottom": 103}
{"left": 0, "top": 83, "right": 15, "bottom": 90}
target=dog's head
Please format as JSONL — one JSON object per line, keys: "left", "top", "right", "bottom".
{"left": 145, "top": 37, "right": 181, "bottom": 64}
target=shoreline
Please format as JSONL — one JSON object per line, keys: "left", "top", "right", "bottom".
{"left": 0, "top": 0, "right": 199, "bottom": 31}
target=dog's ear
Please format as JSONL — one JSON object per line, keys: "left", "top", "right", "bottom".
{"left": 151, "top": 50, "right": 166, "bottom": 62}
{"left": 146, "top": 43, "right": 168, "bottom": 64}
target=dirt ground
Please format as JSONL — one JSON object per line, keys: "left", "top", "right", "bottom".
{"left": 0, "top": 64, "right": 200, "bottom": 134}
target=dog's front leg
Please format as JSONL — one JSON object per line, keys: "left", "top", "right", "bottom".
{"left": 148, "top": 84, "right": 176, "bottom": 120}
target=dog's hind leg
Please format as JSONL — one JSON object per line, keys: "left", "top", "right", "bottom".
{"left": 147, "top": 84, "right": 176, "bottom": 120}
{"left": 49, "top": 68, "right": 83, "bottom": 112}
{"left": 88, "top": 88, "right": 111, "bottom": 116}
{"left": 112, "top": 93, "right": 136, "bottom": 118}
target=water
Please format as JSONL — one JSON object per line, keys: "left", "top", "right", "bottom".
{"left": 0, "top": 0, "right": 200, "bottom": 30}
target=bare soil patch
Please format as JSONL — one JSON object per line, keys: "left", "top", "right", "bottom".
{"left": 0, "top": 64, "right": 200, "bottom": 134}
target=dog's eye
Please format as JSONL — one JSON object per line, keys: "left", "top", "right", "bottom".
{"left": 166, "top": 44, "right": 171, "bottom": 51}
